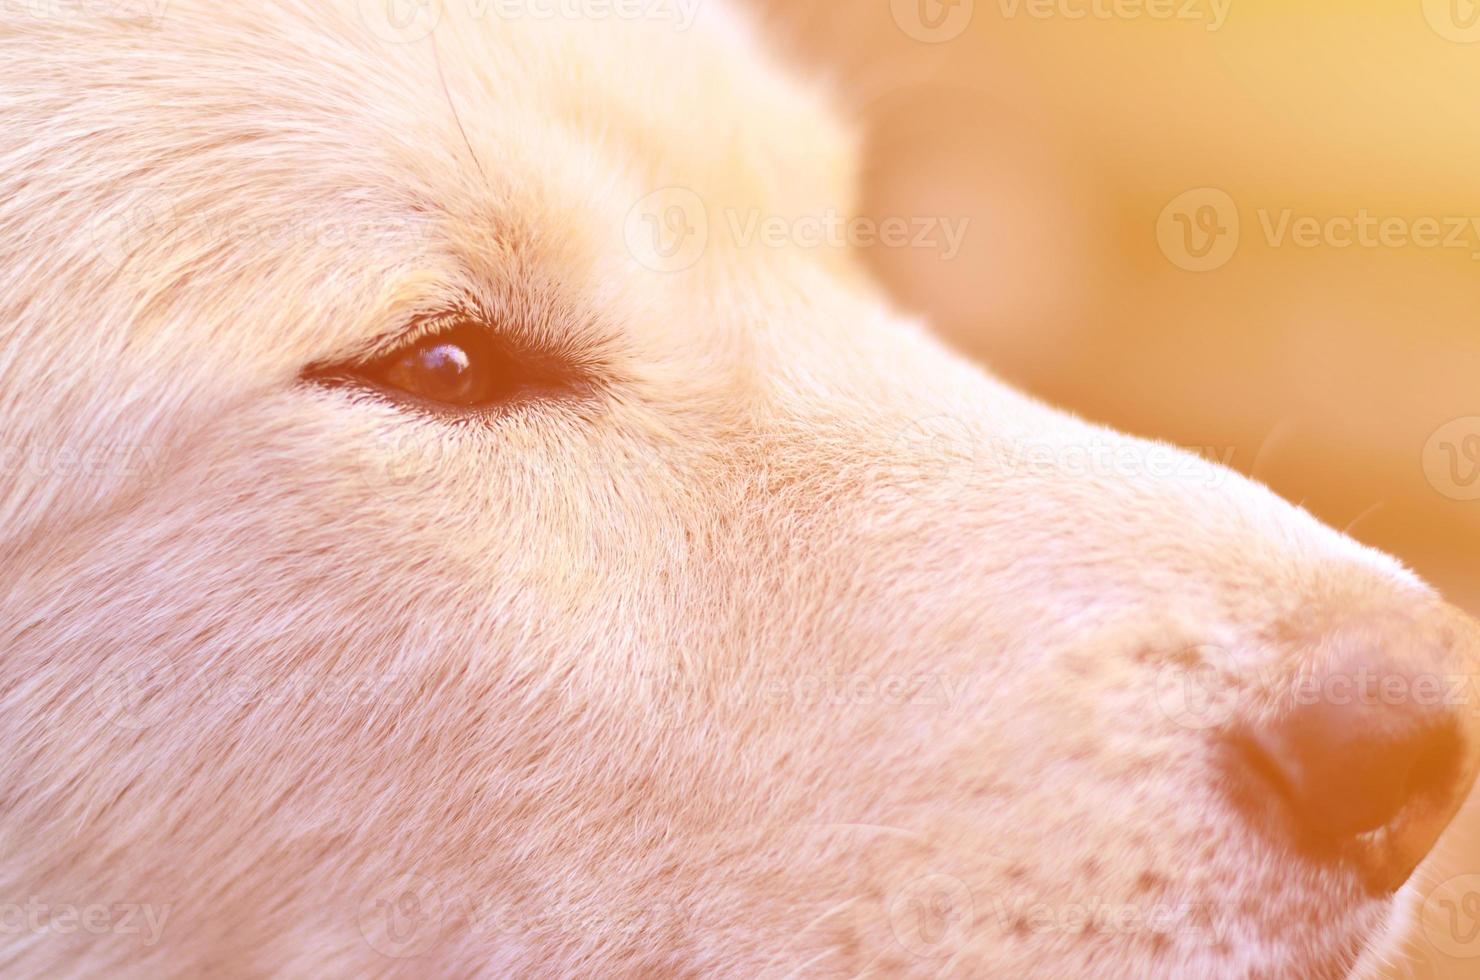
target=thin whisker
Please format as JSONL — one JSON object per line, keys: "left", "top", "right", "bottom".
{"left": 432, "top": 32, "right": 488, "bottom": 184}
{"left": 1341, "top": 501, "right": 1386, "bottom": 537}
{"left": 1250, "top": 418, "right": 1294, "bottom": 482}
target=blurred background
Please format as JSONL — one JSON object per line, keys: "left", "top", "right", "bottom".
{"left": 747, "top": 1, "right": 1480, "bottom": 975}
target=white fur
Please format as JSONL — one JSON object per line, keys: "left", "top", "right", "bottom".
{"left": 0, "top": 2, "right": 1475, "bottom": 977}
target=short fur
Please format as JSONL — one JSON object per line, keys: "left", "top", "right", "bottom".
{"left": 0, "top": 2, "right": 1476, "bottom": 977}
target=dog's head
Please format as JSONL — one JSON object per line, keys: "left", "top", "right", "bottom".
{"left": 2, "top": 3, "right": 1477, "bottom": 977}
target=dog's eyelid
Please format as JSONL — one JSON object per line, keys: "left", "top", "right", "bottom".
{"left": 348, "top": 314, "right": 469, "bottom": 367}
{"left": 303, "top": 304, "right": 498, "bottom": 378}
{"left": 298, "top": 303, "right": 604, "bottom": 419}
{"left": 313, "top": 293, "right": 608, "bottom": 371}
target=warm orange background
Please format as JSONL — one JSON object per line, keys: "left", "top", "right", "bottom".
{"left": 751, "top": 1, "right": 1480, "bottom": 975}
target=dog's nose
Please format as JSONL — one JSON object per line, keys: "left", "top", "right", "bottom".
{"left": 1235, "top": 629, "right": 1480, "bottom": 893}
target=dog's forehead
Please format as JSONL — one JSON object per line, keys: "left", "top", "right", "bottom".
{"left": 4, "top": 1, "right": 856, "bottom": 371}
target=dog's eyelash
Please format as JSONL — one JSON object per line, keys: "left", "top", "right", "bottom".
{"left": 301, "top": 300, "right": 604, "bottom": 418}
{"left": 351, "top": 302, "right": 519, "bottom": 365}
{"left": 345, "top": 294, "right": 610, "bottom": 374}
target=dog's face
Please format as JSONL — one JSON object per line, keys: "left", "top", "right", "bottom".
{"left": 2, "top": 3, "right": 1478, "bottom": 977}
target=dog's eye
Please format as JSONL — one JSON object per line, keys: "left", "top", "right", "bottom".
{"left": 371, "top": 322, "right": 517, "bottom": 408}
{"left": 307, "top": 318, "right": 575, "bottom": 414}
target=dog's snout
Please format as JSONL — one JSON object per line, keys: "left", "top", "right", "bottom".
{"left": 1233, "top": 617, "right": 1480, "bottom": 894}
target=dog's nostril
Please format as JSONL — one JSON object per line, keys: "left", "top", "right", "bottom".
{"left": 1245, "top": 700, "right": 1463, "bottom": 837}
{"left": 1232, "top": 653, "right": 1479, "bottom": 894}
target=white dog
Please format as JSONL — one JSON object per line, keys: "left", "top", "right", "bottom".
{"left": 0, "top": 2, "right": 1476, "bottom": 977}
